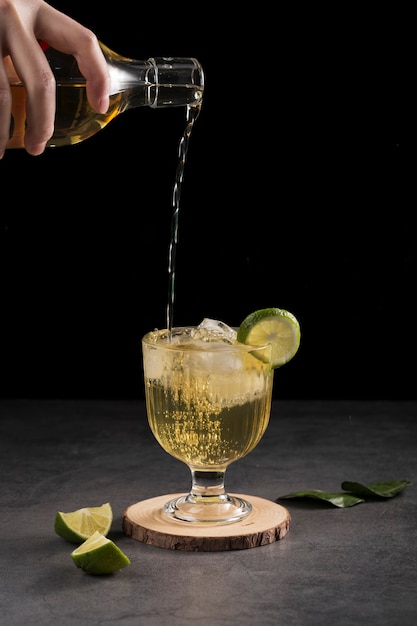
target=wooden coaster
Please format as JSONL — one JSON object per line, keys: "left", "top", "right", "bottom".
{"left": 123, "top": 493, "right": 291, "bottom": 551}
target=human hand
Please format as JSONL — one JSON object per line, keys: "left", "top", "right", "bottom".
{"left": 0, "top": 0, "right": 110, "bottom": 158}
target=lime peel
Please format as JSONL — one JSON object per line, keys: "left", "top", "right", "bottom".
{"left": 237, "top": 307, "right": 300, "bottom": 368}
{"left": 71, "top": 530, "right": 131, "bottom": 575}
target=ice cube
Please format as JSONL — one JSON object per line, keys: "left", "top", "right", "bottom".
{"left": 191, "top": 318, "right": 237, "bottom": 343}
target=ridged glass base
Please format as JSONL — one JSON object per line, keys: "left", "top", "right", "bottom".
{"left": 163, "top": 493, "right": 252, "bottom": 524}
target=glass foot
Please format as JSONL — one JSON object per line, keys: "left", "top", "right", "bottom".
{"left": 163, "top": 493, "right": 252, "bottom": 524}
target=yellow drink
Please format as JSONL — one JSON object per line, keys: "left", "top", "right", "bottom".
{"left": 143, "top": 325, "right": 273, "bottom": 472}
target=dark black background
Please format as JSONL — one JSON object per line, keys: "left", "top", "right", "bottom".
{"left": 1, "top": 3, "right": 416, "bottom": 400}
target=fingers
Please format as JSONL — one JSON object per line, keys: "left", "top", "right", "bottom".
{"left": 0, "top": 58, "right": 12, "bottom": 159}
{"left": 0, "top": 0, "right": 110, "bottom": 156}
{"left": 35, "top": 4, "right": 110, "bottom": 114}
{"left": 7, "top": 33, "right": 56, "bottom": 155}
{"left": 0, "top": 0, "right": 56, "bottom": 154}
{"left": 74, "top": 40, "right": 111, "bottom": 116}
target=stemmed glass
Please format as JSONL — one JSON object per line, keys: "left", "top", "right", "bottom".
{"left": 141, "top": 321, "right": 274, "bottom": 524}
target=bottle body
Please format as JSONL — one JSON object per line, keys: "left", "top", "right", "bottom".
{"left": 7, "top": 43, "right": 204, "bottom": 149}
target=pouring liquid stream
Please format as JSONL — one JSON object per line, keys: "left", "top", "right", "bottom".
{"left": 166, "top": 103, "right": 202, "bottom": 339}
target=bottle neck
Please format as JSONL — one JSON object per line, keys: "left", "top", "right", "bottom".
{"left": 102, "top": 44, "right": 204, "bottom": 109}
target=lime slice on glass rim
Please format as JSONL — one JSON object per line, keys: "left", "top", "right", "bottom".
{"left": 237, "top": 307, "right": 301, "bottom": 368}
{"left": 54, "top": 502, "right": 113, "bottom": 543}
{"left": 71, "top": 531, "right": 130, "bottom": 575}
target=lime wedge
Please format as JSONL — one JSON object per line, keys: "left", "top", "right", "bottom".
{"left": 71, "top": 531, "right": 130, "bottom": 575}
{"left": 54, "top": 503, "right": 113, "bottom": 543}
{"left": 237, "top": 307, "right": 301, "bottom": 368}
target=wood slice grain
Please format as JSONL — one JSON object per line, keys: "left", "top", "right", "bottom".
{"left": 123, "top": 493, "right": 290, "bottom": 551}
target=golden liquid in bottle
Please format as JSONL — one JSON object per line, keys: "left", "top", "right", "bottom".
{"left": 8, "top": 82, "right": 203, "bottom": 149}
{"left": 8, "top": 84, "right": 124, "bottom": 148}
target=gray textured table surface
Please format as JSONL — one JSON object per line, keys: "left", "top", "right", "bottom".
{"left": 1, "top": 399, "right": 416, "bottom": 625}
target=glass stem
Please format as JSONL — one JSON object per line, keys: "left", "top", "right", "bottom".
{"left": 189, "top": 470, "right": 229, "bottom": 500}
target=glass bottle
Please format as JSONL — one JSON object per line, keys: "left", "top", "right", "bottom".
{"left": 7, "top": 42, "right": 204, "bottom": 149}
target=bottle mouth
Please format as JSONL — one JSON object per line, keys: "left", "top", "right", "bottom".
{"left": 150, "top": 57, "right": 204, "bottom": 90}
{"left": 145, "top": 58, "right": 204, "bottom": 108}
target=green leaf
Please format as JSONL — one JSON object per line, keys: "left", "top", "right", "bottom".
{"left": 341, "top": 480, "right": 412, "bottom": 499}
{"left": 277, "top": 479, "right": 412, "bottom": 508}
{"left": 277, "top": 490, "right": 364, "bottom": 508}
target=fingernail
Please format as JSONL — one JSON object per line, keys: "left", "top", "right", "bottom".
{"left": 98, "top": 96, "right": 110, "bottom": 114}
